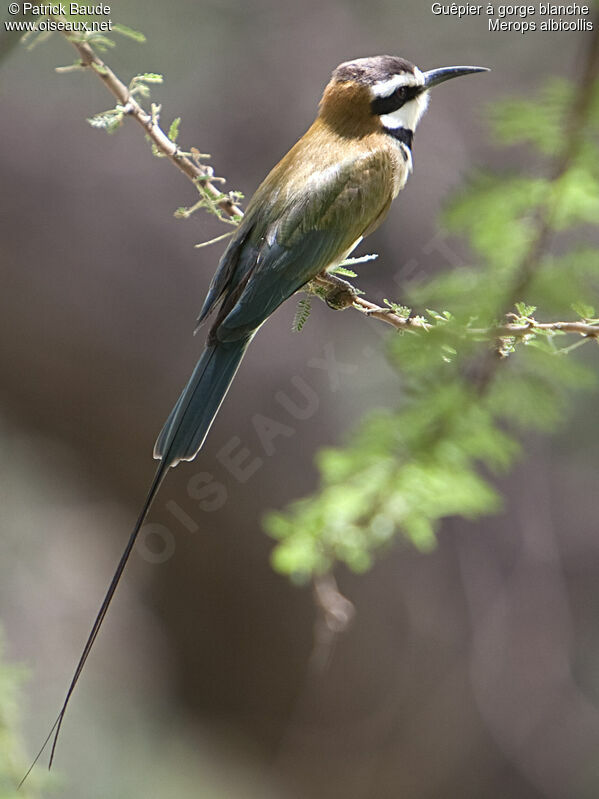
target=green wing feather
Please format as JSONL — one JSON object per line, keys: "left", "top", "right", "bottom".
{"left": 201, "top": 148, "right": 395, "bottom": 341}
{"left": 156, "top": 143, "right": 397, "bottom": 463}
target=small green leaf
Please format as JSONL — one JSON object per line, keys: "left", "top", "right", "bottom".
{"left": 168, "top": 117, "right": 181, "bottom": 143}
{"left": 112, "top": 23, "right": 146, "bottom": 43}
{"left": 515, "top": 302, "right": 537, "bottom": 317}
{"left": 331, "top": 266, "right": 357, "bottom": 278}
{"left": 383, "top": 299, "right": 411, "bottom": 318}
{"left": 86, "top": 34, "right": 116, "bottom": 51}
{"left": 293, "top": 296, "right": 312, "bottom": 332}
{"left": 134, "top": 72, "right": 163, "bottom": 84}
{"left": 87, "top": 108, "right": 125, "bottom": 133}
{"left": 571, "top": 301, "right": 596, "bottom": 320}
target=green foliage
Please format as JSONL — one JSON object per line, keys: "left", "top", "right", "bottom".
{"left": 488, "top": 78, "right": 573, "bottom": 156}
{"left": 130, "top": 73, "right": 164, "bottom": 98}
{"left": 175, "top": 177, "right": 244, "bottom": 224}
{"left": 0, "top": 631, "right": 44, "bottom": 798}
{"left": 37, "top": 18, "right": 245, "bottom": 223}
{"left": 19, "top": 11, "right": 146, "bottom": 53}
{"left": 87, "top": 105, "right": 127, "bottom": 133}
{"left": 293, "top": 296, "right": 312, "bottom": 332}
{"left": 87, "top": 73, "right": 166, "bottom": 134}
{"left": 168, "top": 116, "right": 181, "bottom": 144}
{"left": 111, "top": 23, "right": 146, "bottom": 44}
{"left": 329, "top": 266, "right": 357, "bottom": 278}
{"left": 76, "top": 23, "right": 145, "bottom": 52}
{"left": 383, "top": 299, "right": 412, "bottom": 318}
{"left": 265, "top": 72, "right": 599, "bottom": 581}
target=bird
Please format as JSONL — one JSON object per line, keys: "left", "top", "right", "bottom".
{"left": 27, "top": 54, "right": 489, "bottom": 776}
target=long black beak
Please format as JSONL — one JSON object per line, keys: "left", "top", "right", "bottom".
{"left": 423, "top": 65, "right": 490, "bottom": 89}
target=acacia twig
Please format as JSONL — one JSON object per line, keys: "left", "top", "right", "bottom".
{"left": 311, "top": 275, "right": 599, "bottom": 340}
{"left": 497, "top": 319, "right": 599, "bottom": 339}
{"left": 61, "top": 30, "right": 599, "bottom": 351}
{"left": 64, "top": 32, "right": 243, "bottom": 219}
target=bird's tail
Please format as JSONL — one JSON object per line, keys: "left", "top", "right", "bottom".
{"left": 154, "top": 336, "right": 252, "bottom": 466}
{"left": 20, "top": 461, "right": 170, "bottom": 784}
{"left": 21, "top": 337, "right": 252, "bottom": 783}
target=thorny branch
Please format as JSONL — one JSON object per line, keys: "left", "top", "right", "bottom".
{"left": 313, "top": 273, "right": 599, "bottom": 339}
{"left": 62, "top": 28, "right": 599, "bottom": 351}
{"left": 64, "top": 32, "right": 243, "bottom": 219}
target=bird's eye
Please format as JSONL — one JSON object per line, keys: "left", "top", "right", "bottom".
{"left": 395, "top": 86, "right": 408, "bottom": 102}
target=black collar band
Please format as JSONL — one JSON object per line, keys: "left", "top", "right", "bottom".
{"left": 384, "top": 126, "right": 413, "bottom": 149}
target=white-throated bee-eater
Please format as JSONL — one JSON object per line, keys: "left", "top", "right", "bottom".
{"left": 26, "top": 54, "right": 489, "bottom": 777}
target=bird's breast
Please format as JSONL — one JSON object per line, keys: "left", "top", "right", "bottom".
{"left": 280, "top": 126, "right": 407, "bottom": 200}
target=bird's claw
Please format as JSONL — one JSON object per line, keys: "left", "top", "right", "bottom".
{"left": 321, "top": 273, "right": 358, "bottom": 310}
{"left": 325, "top": 286, "right": 358, "bottom": 310}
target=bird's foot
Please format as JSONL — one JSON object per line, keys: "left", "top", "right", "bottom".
{"left": 322, "top": 274, "right": 358, "bottom": 310}
{"left": 325, "top": 287, "right": 357, "bottom": 310}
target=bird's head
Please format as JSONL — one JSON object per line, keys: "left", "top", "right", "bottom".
{"left": 319, "top": 55, "right": 489, "bottom": 138}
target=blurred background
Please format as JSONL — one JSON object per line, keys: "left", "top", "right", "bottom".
{"left": 1, "top": 2, "right": 599, "bottom": 797}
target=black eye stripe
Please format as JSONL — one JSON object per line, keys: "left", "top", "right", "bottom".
{"left": 370, "top": 85, "right": 421, "bottom": 116}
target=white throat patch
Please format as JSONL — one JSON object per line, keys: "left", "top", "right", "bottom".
{"left": 370, "top": 67, "right": 430, "bottom": 132}
{"left": 379, "top": 90, "right": 430, "bottom": 131}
